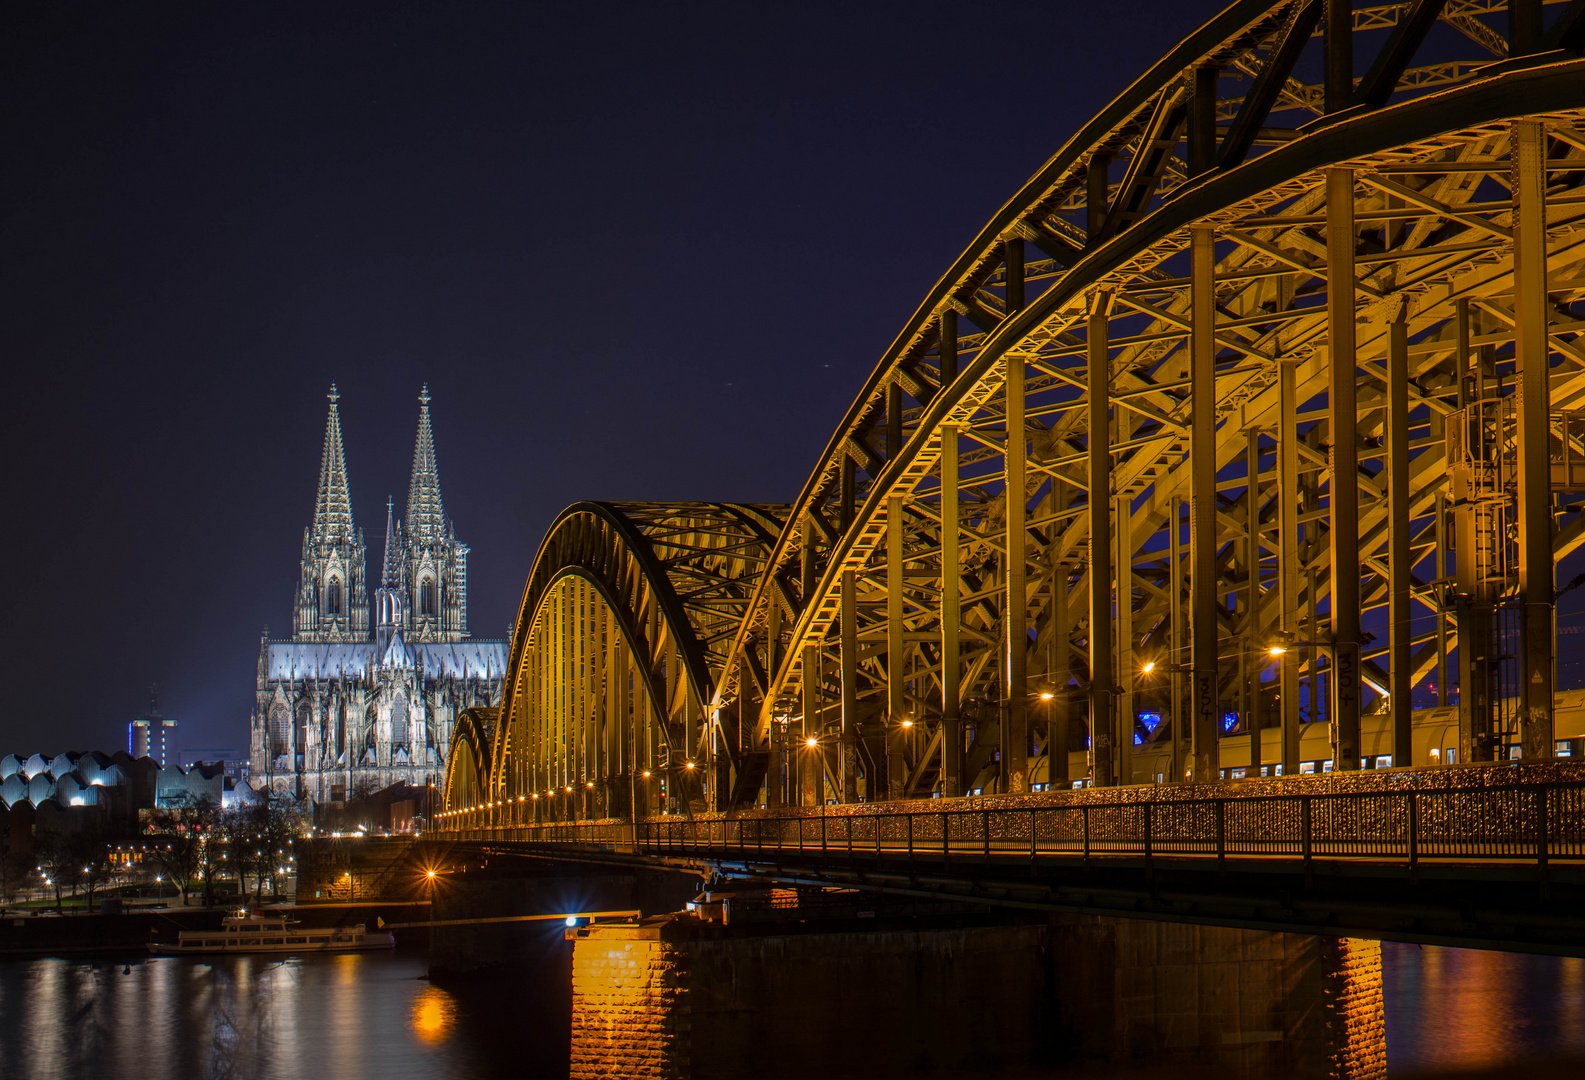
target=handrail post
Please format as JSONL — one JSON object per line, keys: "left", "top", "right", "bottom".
{"left": 1301, "top": 795, "right": 1312, "bottom": 866}
{"left": 1144, "top": 801, "right": 1152, "bottom": 863}
{"left": 982, "top": 809, "right": 991, "bottom": 861}
{"left": 1538, "top": 784, "right": 1551, "bottom": 866}
{"left": 1030, "top": 807, "right": 1037, "bottom": 864}
{"left": 1215, "top": 798, "right": 1226, "bottom": 865}
{"left": 1408, "top": 790, "right": 1418, "bottom": 868}
{"left": 942, "top": 811, "right": 949, "bottom": 861}
{"left": 1083, "top": 804, "right": 1091, "bottom": 863}
{"left": 907, "top": 812, "right": 914, "bottom": 863}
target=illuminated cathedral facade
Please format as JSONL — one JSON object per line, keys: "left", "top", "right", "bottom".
{"left": 250, "top": 386, "right": 508, "bottom": 804}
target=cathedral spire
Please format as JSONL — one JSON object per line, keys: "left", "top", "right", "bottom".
{"left": 405, "top": 384, "right": 445, "bottom": 540}
{"left": 312, "top": 384, "right": 356, "bottom": 544}
{"left": 381, "top": 496, "right": 402, "bottom": 587}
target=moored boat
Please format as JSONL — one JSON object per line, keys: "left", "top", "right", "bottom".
{"left": 150, "top": 911, "right": 395, "bottom": 955}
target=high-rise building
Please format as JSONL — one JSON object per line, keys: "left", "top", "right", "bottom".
{"left": 250, "top": 386, "right": 507, "bottom": 803}
{"left": 129, "top": 713, "right": 177, "bottom": 767}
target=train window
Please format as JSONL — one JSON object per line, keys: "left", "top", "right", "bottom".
{"left": 1375, "top": 756, "right": 1393, "bottom": 769}
{"left": 1429, "top": 748, "right": 1440, "bottom": 763}
{"left": 1556, "top": 741, "right": 1573, "bottom": 757}
{"left": 1299, "top": 761, "right": 1317, "bottom": 774}
{"left": 1508, "top": 745, "right": 1523, "bottom": 760}
{"left": 1271, "top": 764, "right": 1283, "bottom": 776}
{"left": 1445, "top": 747, "right": 1457, "bottom": 764}
{"left": 1322, "top": 759, "right": 1335, "bottom": 772}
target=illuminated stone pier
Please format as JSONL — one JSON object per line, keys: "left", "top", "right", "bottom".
{"left": 567, "top": 910, "right": 1385, "bottom": 1080}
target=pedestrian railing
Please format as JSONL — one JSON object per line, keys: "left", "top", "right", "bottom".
{"left": 437, "top": 777, "right": 1585, "bottom": 867}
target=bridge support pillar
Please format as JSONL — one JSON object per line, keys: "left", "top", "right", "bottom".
{"left": 570, "top": 913, "right": 1385, "bottom": 1080}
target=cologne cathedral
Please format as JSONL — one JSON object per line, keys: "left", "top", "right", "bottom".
{"left": 250, "top": 386, "right": 508, "bottom": 804}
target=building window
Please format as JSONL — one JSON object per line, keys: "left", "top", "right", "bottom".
{"left": 268, "top": 706, "right": 289, "bottom": 757}
{"left": 327, "top": 577, "right": 342, "bottom": 615}
{"left": 420, "top": 579, "right": 436, "bottom": 616}
{"left": 295, "top": 704, "right": 311, "bottom": 755}
{"left": 336, "top": 703, "right": 346, "bottom": 758}
{"left": 391, "top": 696, "right": 408, "bottom": 746}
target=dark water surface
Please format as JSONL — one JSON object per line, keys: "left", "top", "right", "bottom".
{"left": 1, "top": 943, "right": 1582, "bottom": 1079}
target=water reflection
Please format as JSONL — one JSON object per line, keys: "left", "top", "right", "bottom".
{"left": 0, "top": 948, "right": 563, "bottom": 1080}
{"left": 1383, "top": 942, "right": 1585, "bottom": 1076}
{"left": 3, "top": 940, "right": 1583, "bottom": 1078}
{"left": 409, "top": 985, "right": 457, "bottom": 1047}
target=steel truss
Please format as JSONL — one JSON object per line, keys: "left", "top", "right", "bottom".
{"left": 445, "top": 1, "right": 1585, "bottom": 823}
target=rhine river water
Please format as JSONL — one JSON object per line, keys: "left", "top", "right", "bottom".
{"left": 0, "top": 943, "right": 1581, "bottom": 1079}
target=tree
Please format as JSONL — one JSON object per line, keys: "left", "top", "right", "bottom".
{"left": 0, "top": 849, "right": 34, "bottom": 905}
{"left": 259, "top": 795, "right": 307, "bottom": 900}
{"left": 143, "top": 797, "right": 219, "bottom": 906}
{"left": 32, "top": 832, "right": 74, "bottom": 913}
{"left": 69, "top": 828, "right": 114, "bottom": 909}
{"left": 220, "top": 805, "right": 265, "bottom": 903}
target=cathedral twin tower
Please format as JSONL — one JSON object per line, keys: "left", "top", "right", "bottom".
{"left": 295, "top": 384, "right": 467, "bottom": 646}
{"left": 251, "top": 386, "right": 506, "bottom": 805}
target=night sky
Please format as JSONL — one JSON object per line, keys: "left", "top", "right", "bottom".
{"left": 3, "top": 0, "right": 1218, "bottom": 754}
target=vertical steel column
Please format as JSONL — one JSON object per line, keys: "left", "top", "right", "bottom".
{"left": 1513, "top": 118, "right": 1556, "bottom": 759}
{"left": 887, "top": 493, "right": 907, "bottom": 799}
{"left": 941, "top": 424, "right": 963, "bottom": 797}
{"left": 1278, "top": 360, "right": 1302, "bottom": 774}
{"left": 1005, "top": 238, "right": 1025, "bottom": 315}
{"left": 1169, "top": 495, "right": 1185, "bottom": 782}
{"left": 766, "top": 598, "right": 784, "bottom": 808}
{"left": 1454, "top": 300, "right": 1494, "bottom": 762}
{"left": 1116, "top": 409, "right": 1134, "bottom": 786}
{"left": 1435, "top": 494, "right": 1448, "bottom": 709}
{"left": 840, "top": 567, "right": 859, "bottom": 802}
{"left": 1050, "top": 512, "right": 1070, "bottom": 788}
{"left": 940, "top": 309, "right": 958, "bottom": 386}
{"left": 1190, "top": 227, "right": 1221, "bottom": 784}
{"left": 1088, "top": 289, "right": 1115, "bottom": 787}
{"left": 1245, "top": 428, "right": 1261, "bottom": 775}
{"left": 1327, "top": 167, "right": 1362, "bottom": 771}
{"left": 802, "top": 644, "right": 822, "bottom": 806}
{"left": 799, "top": 520, "right": 819, "bottom": 804}
{"left": 1005, "top": 350, "right": 1029, "bottom": 793}
{"left": 1324, "top": 0, "right": 1352, "bottom": 115}
{"left": 1388, "top": 312, "right": 1413, "bottom": 767}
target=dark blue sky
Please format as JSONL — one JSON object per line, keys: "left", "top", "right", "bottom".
{"left": 2, "top": 0, "right": 1219, "bottom": 753}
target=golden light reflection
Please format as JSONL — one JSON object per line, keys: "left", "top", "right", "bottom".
{"left": 409, "top": 985, "right": 457, "bottom": 1047}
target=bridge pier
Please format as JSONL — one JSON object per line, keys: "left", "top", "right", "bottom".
{"left": 568, "top": 909, "right": 1385, "bottom": 1080}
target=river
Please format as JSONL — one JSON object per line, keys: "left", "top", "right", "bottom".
{"left": 0, "top": 942, "right": 1580, "bottom": 1079}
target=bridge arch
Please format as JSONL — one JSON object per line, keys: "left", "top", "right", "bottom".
{"left": 439, "top": 706, "right": 496, "bottom": 828}
{"left": 442, "top": 2, "right": 1585, "bottom": 820}
{"left": 484, "top": 502, "right": 784, "bottom": 821}
{"left": 707, "top": 1, "right": 1585, "bottom": 804}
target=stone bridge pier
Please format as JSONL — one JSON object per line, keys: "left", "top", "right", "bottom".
{"left": 568, "top": 910, "right": 1385, "bottom": 1080}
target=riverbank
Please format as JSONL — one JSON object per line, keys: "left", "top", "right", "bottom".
{"left": 0, "top": 901, "right": 433, "bottom": 957}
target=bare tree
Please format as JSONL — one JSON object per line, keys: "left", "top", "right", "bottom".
{"left": 143, "top": 797, "right": 220, "bottom": 906}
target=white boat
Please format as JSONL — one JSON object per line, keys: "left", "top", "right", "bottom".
{"left": 150, "top": 911, "right": 395, "bottom": 955}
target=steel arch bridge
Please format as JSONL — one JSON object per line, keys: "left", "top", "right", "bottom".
{"left": 442, "top": 0, "right": 1585, "bottom": 828}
